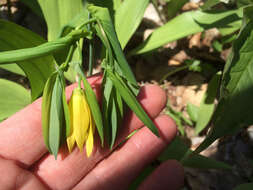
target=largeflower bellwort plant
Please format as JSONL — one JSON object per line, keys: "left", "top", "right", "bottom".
{"left": 0, "top": 5, "right": 159, "bottom": 159}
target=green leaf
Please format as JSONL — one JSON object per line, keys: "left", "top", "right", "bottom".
{"left": 195, "top": 72, "right": 221, "bottom": 134}
{"left": 37, "top": 0, "right": 83, "bottom": 41}
{"left": 0, "top": 19, "right": 55, "bottom": 100}
{"left": 195, "top": 6, "right": 253, "bottom": 154}
{"left": 233, "top": 183, "right": 253, "bottom": 190}
{"left": 0, "top": 79, "right": 30, "bottom": 120}
{"left": 75, "top": 64, "right": 104, "bottom": 145}
{"left": 89, "top": 5, "right": 138, "bottom": 86}
{"left": 107, "top": 69, "right": 159, "bottom": 136}
{"left": 115, "top": 0, "right": 149, "bottom": 49}
{"left": 130, "top": 8, "right": 242, "bottom": 55}
{"left": 0, "top": 64, "right": 25, "bottom": 76}
{"left": 186, "top": 103, "right": 199, "bottom": 123}
{"left": 42, "top": 72, "right": 57, "bottom": 152}
{"left": 59, "top": 72, "right": 70, "bottom": 138}
{"left": 49, "top": 74, "right": 64, "bottom": 159}
{"left": 159, "top": 136, "right": 231, "bottom": 170}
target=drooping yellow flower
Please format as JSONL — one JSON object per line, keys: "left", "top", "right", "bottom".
{"left": 67, "top": 88, "right": 95, "bottom": 157}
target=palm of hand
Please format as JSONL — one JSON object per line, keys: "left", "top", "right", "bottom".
{"left": 0, "top": 75, "right": 183, "bottom": 190}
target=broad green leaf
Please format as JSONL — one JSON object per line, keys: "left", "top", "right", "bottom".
{"left": 115, "top": 0, "right": 149, "bottom": 49}
{"left": 20, "top": 0, "right": 44, "bottom": 18}
{"left": 107, "top": 69, "right": 159, "bottom": 136}
{"left": 0, "top": 64, "right": 25, "bottom": 76}
{"left": 42, "top": 72, "right": 57, "bottom": 152}
{"left": 130, "top": 8, "right": 242, "bottom": 55}
{"left": 49, "top": 75, "right": 64, "bottom": 158}
{"left": 89, "top": 5, "right": 138, "bottom": 86}
{"left": 38, "top": 0, "right": 84, "bottom": 81}
{"left": 195, "top": 6, "right": 253, "bottom": 154}
{"left": 38, "top": 0, "right": 83, "bottom": 41}
{"left": 0, "top": 19, "right": 55, "bottom": 100}
{"left": 233, "top": 183, "right": 253, "bottom": 190}
{"left": 195, "top": 72, "right": 221, "bottom": 134}
{"left": 186, "top": 103, "right": 199, "bottom": 122}
{"left": 159, "top": 136, "right": 231, "bottom": 170}
{"left": 0, "top": 79, "right": 30, "bottom": 120}
{"left": 75, "top": 64, "right": 104, "bottom": 145}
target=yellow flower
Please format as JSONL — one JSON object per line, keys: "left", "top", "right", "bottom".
{"left": 67, "top": 88, "right": 95, "bottom": 157}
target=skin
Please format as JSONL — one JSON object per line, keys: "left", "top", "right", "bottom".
{"left": 0, "top": 75, "right": 184, "bottom": 190}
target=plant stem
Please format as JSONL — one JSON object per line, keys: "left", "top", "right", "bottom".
{"left": 159, "top": 63, "right": 190, "bottom": 84}
{"left": 88, "top": 12, "right": 94, "bottom": 76}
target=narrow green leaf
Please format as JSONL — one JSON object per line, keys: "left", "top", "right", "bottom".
{"left": 102, "top": 74, "right": 113, "bottom": 146}
{"left": 49, "top": 75, "right": 63, "bottom": 159}
{"left": 59, "top": 72, "right": 70, "bottom": 138}
{"left": 89, "top": 5, "right": 138, "bottom": 86}
{"left": 110, "top": 92, "right": 118, "bottom": 149}
{"left": 130, "top": 8, "right": 242, "bottom": 55}
{"left": 41, "top": 72, "right": 57, "bottom": 152}
{"left": 233, "top": 183, "right": 253, "bottom": 190}
{"left": 195, "top": 72, "right": 221, "bottom": 134}
{"left": 195, "top": 7, "right": 253, "bottom": 154}
{"left": 0, "top": 64, "right": 25, "bottom": 76}
{"left": 107, "top": 69, "right": 159, "bottom": 136}
{"left": 186, "top": 103, "right": 199, "bottom": 123}
{"left": 0, "top": 19, "right": 55, "bottom": 100}
{"left": 159, "top": 136, "right": 231, "bottom": 170}
{"left": 115, "top": 0, "right": 149, "bottom": 49}
{"left": 75, "top": 64, "right": 104, "bottom": 145}
{"left": 0, "top": 79, "right": 30, "bottom": 120}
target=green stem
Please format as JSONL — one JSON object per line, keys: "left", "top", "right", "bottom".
{"left": 59, "top": 45, "right": 75, "bottom": 71}
{"left": 88, "top": 12, "right": 94, "bottom": 76}
{"left": 0, "top": 29, "right": 91, "bottom": 64}
{"left": 159, "top": 64, "right": 190, "bottom": 84}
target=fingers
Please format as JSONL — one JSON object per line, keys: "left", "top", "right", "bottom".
{"left": 138, "top": 160, "right": 184, "bottom": 190}
{"left": 0, "top": 157, "right": 48, "bottom": 190}
{"left": 33, "top": 85, "right": 167, "bottom": 190}
{"left": 72, "top": 115, "right": 177, "bottom": 190}
{"left": 0, "top": 75, "right": 102, "bottom": 167}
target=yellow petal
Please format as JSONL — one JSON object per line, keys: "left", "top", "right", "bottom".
{"left": 67, "top": 134, "right": 75, "bottom": 152}
{"left": 72, "top": 89, "right": 90, "bottom": 151}
{"left": 86, "top": 107, "right": 95, "bottom": 157}
{"left": 86, "top": 125, "right": 94, "bottom": 157}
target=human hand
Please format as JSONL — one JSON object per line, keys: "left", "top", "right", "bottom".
{"left": 0, "top": 74, "right": 184, "bottom": 190}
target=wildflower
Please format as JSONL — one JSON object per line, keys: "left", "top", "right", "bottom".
{"left": 67, "top": 87, "right": 95, "bottom": 157}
